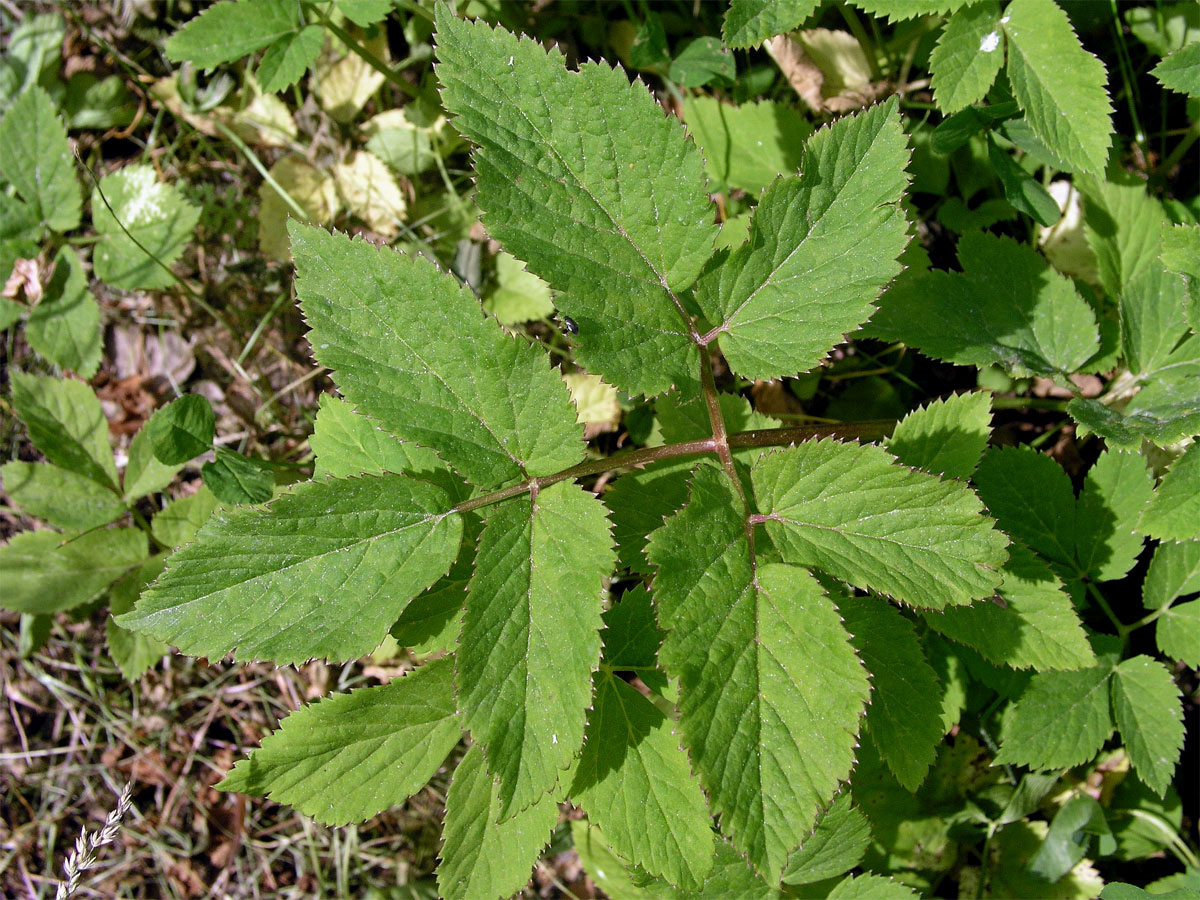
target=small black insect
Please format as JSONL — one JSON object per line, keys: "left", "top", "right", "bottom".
{"left": 562, "top": 316, "right": 579, "bottom": 335}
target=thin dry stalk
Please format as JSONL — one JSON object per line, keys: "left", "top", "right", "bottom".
{"left": 55, "top": 782, "right": 135, "bottom": 900}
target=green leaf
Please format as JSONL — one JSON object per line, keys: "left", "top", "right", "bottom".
{"left": 483, "top": 251, "right": 555, "bottom": 326}
{"left": 995, "top": 652, "right": 1118, "bottom": 770}
{"left": 434, "top": 10, "right": 716, "bottom": 396}
{"left": 854, "top": 0, "right": 974, "bottom": 21}
{"left": 870, "top": 232, "right": 1100, "bottom": 378}
{"left": 257, "top": 25, "right": 324, "bottom": 94}
{"left": 0, "top": 527, "right": 148, "bottom": 614}
{"left": 841, "top": 597, "right": 943, "bottom": 791}
{"left": 973, "top": 445, "right": 1075, "bottom": 569}
{"left": 1001, "top": 0, "right": 1113, "bottom": 174}
{"left": 1075, "top": 450, "right": 1154, "bottom": 582}
{"left": 1080, "top": 172, "right": 1168, "bottom": 300}
{"left": 0, "top": 85, "right": 81, "bottom": 232}
{"left": 26, "top": 247, "right": 101, "bottom": 377}
{"left": 722, "top": 0, "right": 821, "bottom": 49}
{"left": 117, "top": 474, "right": 462, "bottom": 665}
{"left": 146, "top": 394, "right": 215, "bottom": 465}
{"left": 752, "top": 440, "right": 1007, "bottom": 608}
{"left": 986, "top": 820, "right": 1105, "bottom": 899}
{"left": 599, "top": 585, "right": 664, "bottom": 673}
{"left": 293, "top": 224, "right": 583, "bottom": 488}
{"left": 220, "top": 657, "right": 461, "bottom": 823}
{"left": 827, "top": 873, "right": 922, "bottom": 899}
{"left": 165, "top": 0, "right": 301, "bottom": 68}
{"left": 1120, "top": 263, "right": 1191, "bottom": 379}
{"left": 925, "top": 543, "right": 1094, "bottom": 671}
{"left": 1139, "top": 443, "right": 1200, "bottom": 542}
{"left": 201, "top": 449, "right": 275, "bottom": 505}
{"left": 122, "top": 423, "right": 183, "bottom": 501}
{"left": 669, "top": 37, "right": 736, "bottom": 88}
{"left": 1, "top": 461, "right": 125, "bottom": 531}
{"left": 929, "top": 2, "right": 1004, "bottom": 114}
{"left": 1161, "top": 223, "right": 1200, "bottom": 330}
{"left": 987, "top": 132, "right": 1061, "bottom": 226}
{"left": 695, "top": 98, "right": 910, "bottom": 381}
{"left": 781, "top": 794, "right": 872, "bottom": 886}
{"left": 606, "top": 461, "right": 692, "bottom": 575}
{"left": 106, "top": 556, "right": 171, "bottom": 681}
{"left": 388, "top": 520, "right": 475, "bottom": 657}
{"left": 647, "top": 464, "right": 869, "bottom": 881}
{"left": 885, "top": 391, "right": 992, "bottom": 480}
{"left": 336, "top": 0, "right": 393, "bottom": 27}
{"left": 439, "top": 744, "right": 560, "bottom": 900}
{"left": 1143, "top": 540, "right": 1200, "bottom": 609}
{"left": 1157, "top": 600, "right": 1199, "bottom": 667}
{"left": 92, "top": 165, "right": 201, "bottom": 290}
{"left": 311, "top": 394, "right": 451, "bottom": 483}
{"left": 11, "top": 372, "right": 118, "bottom": 490}
{"left": 457, "top": 481, "right": 613, "bottom": 818}
{"left": 1110, "top": 656, "right": 1184, "bottom": 797}
{"left": 571, "top": 671, "right": 714, "bottom": 889}
{"left": 150, "top": 487, "right": 221, "bottom": 549}
{"left": 1153, "top": 40, "right": 1200, "bottom": 97}
{"left": 631, "top": 837, "right": 783, "bottom": 900}
{"left": 1029, "top": 792, "right": 1113, "bottom": 883}
{"left": 682, "top": 97, "right": 810, "bottom": 196}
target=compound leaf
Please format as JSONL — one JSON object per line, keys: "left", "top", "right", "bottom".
{"left": 886, "top": 391, "right": 992, "bottom": 480}
{"left": 929, "top": 2, "right": 1004, "bottom": 113}
{"left": 722, "top": 0, "right": 821, "bottom": 48}
{"left": 439, "top": 743, "right": 561, "bottom": 900}
{"left": 1001, "top": 0, "right": 1113, "bottom": 174}
{"left": 0, "top": 527, "right": 147, "bottom": 614}
{"left": 695, "top": 98, "right": 909, "bottom": 381}
{"left": 118, "top": 474, "right": 462, "bottom": 665}
{"left": 457, "top": 481, "right": 613, "bottom": 819}
{"left": 647, "top": 464, "right": 869, "bottom": 881}
{"left": 219, "top": 657, "right": 462, "bottom": 823}
{"left": 571, "top": 671, "right": 714, "bottom": 889}
{"left": 752, "top": 440, "right": 1007, "bottom": 608}
{"left": 293, "top": 223, "right": 583, "bottom": 489}
{"left": 0, "top": 84, "right": 81, "bottom": 232}
{"left": 11, "top": 371, "right": 118, "bottom": 491}
{"left": 1139, "top": 443, "right": 1200, "bottom": 542}
{"left": 435, "top": 10, "right": 716, "bottom": 396}
{"left": 165, "top": 0, "right": 301, "bottom": 68}
{"left": 1110, "top": 656, "right": 1184, "bottom": 797}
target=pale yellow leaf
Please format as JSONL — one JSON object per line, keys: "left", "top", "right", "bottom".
{"left": 258, "top": 157, "right": 339, "bottom": 262}
{"left": 333, "top": 150, "right": 407, "bottom": 237}
{"left": 563, "top": 372, "right": 620, "bottom": 431}
{"left": 315, "top": 30, "right": 388, "bottom": 122}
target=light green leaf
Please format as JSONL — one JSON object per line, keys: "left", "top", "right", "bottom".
{"left": 929, "top": 2, "right": 1004, "bottom": 114}
{"left": 0, "top": 85, "right": 81, "bottom": 232}
{"left": 669, "top": 37, "right": 736, "bottom": 89}
{"left": 92, "top": 165, "right": 201, "bottom": 290}
{"left": 337, "top": 0, "right": 392, "bottom": 27}
{"left": 695, "top": 98, "right": 909, "bottom": 381}
{"left": 150, "top": 487, "right": 221, "bottom": 549}
{"left": 117, "top": 474, "right": 462, "bottom": 665}
{"left": 365, "top": 121, "right": 439, "bottom": 178}
{"left": 201, "top": 449, "right": 274, "bottom": 505}
{"left": 827, "top": 873, "right": 922, "bottom": 899}
{"left": 257, "top": 25, "right": 324, "bottom": 94}
{"left": 106, "top": 556, "right": 170, "bottom": 681}
{"left": 722, "top": 0, "right": 821, "bottom": 48}
{"left": 1, "top": 461, "right": 125, "bottom": 531}
{"left": 781, "top": 794, "right": 872, "bottom": 886}
{"left": 973, "top": 445, "right": 1075, "bottom": 569}
{"left": 435, "top": 10, "right": 716, "bottom": 396}
{"left": 995, "top": 654, "right": 1118, "bottom": 770}
{"left": 439, "top": 744, "right": 560, "bottom": 900}
{"left": 457, "top": 481, "right": 613, "bottom": 818}
{"left": 1001, "top": 0, "right": 1113, "bottom": 174}
{"left": 599, "top": 585, "right": 663, "bottom": 673}
{"left": 122, "top": 423, "right": 183, "bottom": 502}
{"left": 1075, "top": 450, "right": 1154, "bottom": 582}
{"left": 1143, "top": 540, "right": 1200, "bottom": 610}
{"left": 310, "top": 394, "right": 452, "bottom": 483}
{"left": 145, "top": 394, "right": 215, "bottom": 465}
{"left": 986, "top": 820, "right": 1105, "bottom": 900}
{"left": 11, "top": 371, "right": 118, "bottom": 490}
{"left": 571, "top": 671, "right": 713, "bottom": 889}
{"left": 682, "top": 97, "right": 811, "bottom": 195}
{"left": 1153, "top": 40, "right": 1200, "bottom": 97}
{"left": 26, "top": 248, "right": 101, "bottom": 377}
{"left": 1161, "top": 223, "right": 1200, "bottom": 330}
{"left": 165, "top": 0, "right": 301, "bottom": 68}
{"left": 987, "top": 131, "right": 1062, "bottom": 226}
{"left": 569, "top": 820, "right": 655, "bottom": 900}
{"left": 293, "top": 223, "right": 583, "bottom": 489}
{"left": 1157, "top": 600, "right": 1199, "bottom": 667}
{"left": 854, "top": 0, "right": 974, "bottom": 21}
{"left": 220, "top": 658, "right": 462, "bottom": 823}
{"left": 925, "top": 543, "right": 1094, "bottom": 671}
{"left": 752, "top": 440, "right": 1007, "bottom": 608}
{"left": 870, "top": 231, "right": 1100, "bottom": 378}
{"left": 1028, "top": 792, "right": 1113, "bottom": 884}
{"left": 647, "top": 464, "right": 869, "bottom": 881}
{"left": 0, "top": 527, "right": 148, "bottom": 614}
{"left": 886, "top": 391, "right": 992, "bottom": 480}
{"left": 1110, "top": 656, "right": 1184, "bottom": 797}
{"left": 635, "top": 836, "right": 783, "bottom": 900}
{"left": 389, "top": 516, "right": 479, "bottom": 656}
{"left": 483, "top": 251, "right": 554, "bottom": 326}
{"left": 1120, "top": 263, "right": 1191, "bottom": 379}
{"left": 1139, "top": 443, "right": 1200, "bottom": 542}
{"left": 1080, "top": 172, "right": 1168, "bottom": 300}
